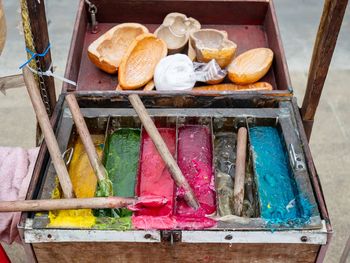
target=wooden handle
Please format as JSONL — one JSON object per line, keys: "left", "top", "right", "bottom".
{"left": 22, "top": 67, "right": 74, "bottom": 199}
{"left": 128, "top": 94, "right": 199, "bottom": 209}
{"left": 233, "top": 127, "right": 247, "bottom": 216}
{"left": 0, "top": 197, "right": 135, "bottom": 212}
{"left": 65, "top": 93, "right": 107, "bottom": 182}
{"left": 301, "top": 0, "right": 348, "bottom": 140}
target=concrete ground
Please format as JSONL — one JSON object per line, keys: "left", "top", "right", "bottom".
{"left": 0, "top": 0, "right": 349, "bottom": 262}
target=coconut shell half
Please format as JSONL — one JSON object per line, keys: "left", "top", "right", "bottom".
{"left": 87, "top": 23, "right": 149, "bottom": 74}
{"left": 118, "top": 34, "right": 167, "bottom": 90}
{"left": 155, "top": 12, "right": 201, "bottom": 54}
{"left": 228, "top": 48, "right": 274, "bottom": 85}
{"left": 193, "top": 82, "right": 273, "bottom": 92}
{"left": 190, "top": 29, "right": 237, "bottom": 68}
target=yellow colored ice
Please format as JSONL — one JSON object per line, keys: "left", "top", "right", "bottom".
{"left": 48, "top": 135, "right": 104, "bottom": 228}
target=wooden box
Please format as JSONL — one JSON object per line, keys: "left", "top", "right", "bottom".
{"left": 18, "top": 1, "right": 332, "bottom": 262}
{"left": 63, "top": 0, "right": 292, "bottom": 95}
{"left": 19, "top": 95, "right": 332, "bottom": 262}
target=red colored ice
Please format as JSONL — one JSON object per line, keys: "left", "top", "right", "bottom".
{"left": 132, "top": 128, "right": 176, "bottom": 229}
{"left": 175, "top": 125, "right": 216, "bottom": 229}
{"left": 133, "top": 126, "right": 216, "bottom": 230}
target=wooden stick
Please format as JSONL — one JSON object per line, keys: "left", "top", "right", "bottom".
{"left": 21, "top": 0, "right": 56, "bottom": 115}
{"left": 0, "top": 74, "right": 24, "bottom": 95}
{"left": 233, "top": 127, "right": 247, "bottom": 216}
{"left": 301, "top": 0, "right": 348, "bottom": 140}
{"left": 128, "top": 94, "right": 199, "bottom": 209}
{"left": 23, "top": 67, "right": 74, "bottom": 199}
{"left": 0, "top": 197, "right": 135, "bottom": 212}
{"left": 65, "top": 93, "right": 108, "bottom": 182}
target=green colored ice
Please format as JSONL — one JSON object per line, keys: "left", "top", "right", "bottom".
{"left": 104, "top": 129, "right": 141, "bottom": 217}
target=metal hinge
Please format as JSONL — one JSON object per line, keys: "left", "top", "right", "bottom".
{"left": 161, "top": 230, "right": 182, "bottom": 244}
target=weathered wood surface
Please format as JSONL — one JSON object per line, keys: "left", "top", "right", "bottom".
{"left": 33, "top": 242, "right": 319, "bottom": 263}
{"left": 19, "top": 96, "right": 65, "bottom": 263}
{"left": 0, "top": 74, "right": 24, "bottom": 95}
{"left": 301, "top": 0, "right": 348, "bottom": 140}
{"left": 23, "top": 0, "right": 56, "bottom": 114}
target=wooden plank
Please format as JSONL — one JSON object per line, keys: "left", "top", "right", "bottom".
{"left": 301, "top": 0, "right": 348, "bottom": 140}
{"left": 95, "top": 0, "right": 269, "bottom": 25}
{"left": 0, "top": 74, "right": 24, "bottom": 95}
{"left": 18, "top": 96, "right": 65, "bottom": 263}
{"left": 24, "top": 0, "right": 56, "bottom": 115}
{"left": 26, "top": 218, "right": 322, "bottom": 245}
{"left": 264, "top": 0, "right": 292, "bottom": 92}
{"left": 33, "top": 242, "right": 319, "bottom": 263}
{"left": 62, "top": 0, "right": 86, "bottom": 92}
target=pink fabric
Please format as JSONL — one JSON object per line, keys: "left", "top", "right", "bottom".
{"left": 0, "top": 147, "right": 39, "bottom": 244}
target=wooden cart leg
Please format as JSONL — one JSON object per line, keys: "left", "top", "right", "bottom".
{"left": 21, "top": 0, "right": 56, "bottom": 145}
{"left": 301, "top": 0, "right": 348, "bottom": 141}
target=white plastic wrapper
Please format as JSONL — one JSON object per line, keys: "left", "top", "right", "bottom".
{"left": 154, "top": 54, "right": 196, "bottom": 91}
{"left": 154, "top": 54, "right": 227, "bottom": 91}
{"left": 193, "top": 59, "right": 227, "bottom": 84}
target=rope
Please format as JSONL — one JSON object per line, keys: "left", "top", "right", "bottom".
{"left": 20, "top": 0, "right": 37, "bottom": 73}
{"left": 19, "top": 43, "right": 51, "bottom": 69}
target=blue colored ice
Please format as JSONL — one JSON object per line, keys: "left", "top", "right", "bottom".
{"left": 249, "top": 126, "right": 312, "bottom": 226}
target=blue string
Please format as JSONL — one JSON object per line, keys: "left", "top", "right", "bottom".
{"left": 19, "top": 43, "right": 51, "bottom": 69}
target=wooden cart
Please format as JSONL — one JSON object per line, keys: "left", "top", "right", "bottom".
{"left": 16, "top": 0, "right": 348, "bottom": 262}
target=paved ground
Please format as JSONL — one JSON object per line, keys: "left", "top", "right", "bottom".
{"left": 0, "top": 0, "right": 349, "bottom": 262}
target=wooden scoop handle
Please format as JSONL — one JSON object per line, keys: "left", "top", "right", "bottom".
{"left": 65, "top": 93, "right": 107, "bottom": 182}
{"left": 0, "top": 197, "right": 135, "bottom": 212}
{"left": 233, "top": 127, "right": 247, "bottom": 216}
{"left": 128, "top": 94, "right": 199, "bottom": 210}
{"left": 22, "top": 67, "right": 74, "bottom": 199}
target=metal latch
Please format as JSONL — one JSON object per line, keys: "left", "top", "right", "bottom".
{"left": 161, "top": 230, "right": 182, "bottom": 244}
{"left": 289, "top": 144, "right": 306, "bottom": 171}
{"left": 85, "top": 0, "right": 99, "bottom": 33}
